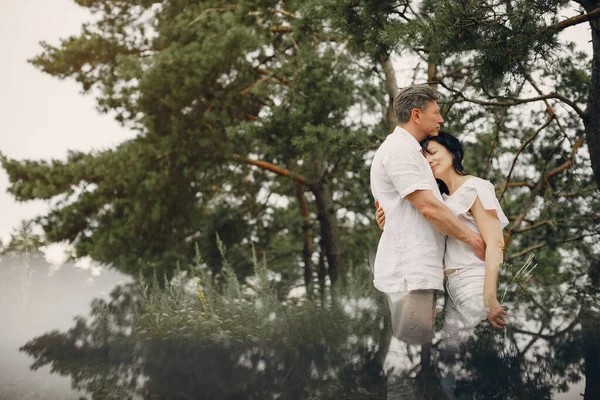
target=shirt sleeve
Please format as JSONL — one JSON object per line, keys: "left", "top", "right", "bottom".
{"left": 382, "top": 145, "right": 434, "bottom": 199}
{"left": 456, "top": 179, "right": 509, "bottom": 229}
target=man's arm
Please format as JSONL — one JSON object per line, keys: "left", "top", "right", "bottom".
{"left": 379, "top": 146, "right": 484, "bottom": 258}
{"left": 405, "top": 190, "right": 486, "bottom": 260}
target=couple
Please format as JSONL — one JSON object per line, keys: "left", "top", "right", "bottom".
{"left": 370, "top": 84, "right": 509, "bottom": 357}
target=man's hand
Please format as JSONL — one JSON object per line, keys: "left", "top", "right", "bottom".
{"left": 484, "top": 296, "right": 508, "bottom": 329}
{"left": 468, "top": 234, "right": 486, "bottom": 261}
{"left": 374, "top": 200, "right": 385, "bottom": 230}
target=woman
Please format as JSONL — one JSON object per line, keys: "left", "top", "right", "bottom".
{"left": 375, "top": 132, "right": 509, "bottom": 346}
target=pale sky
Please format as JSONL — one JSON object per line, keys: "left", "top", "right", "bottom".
{"left": 0, "top": 1, "right": 593, "bottom": 247}
{"left": 0, "top": 0, "right": 133, "bottom": 245}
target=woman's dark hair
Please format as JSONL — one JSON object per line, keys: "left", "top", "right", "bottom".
{"left": 420, "top": 131, "right": 466, "bottom": 195}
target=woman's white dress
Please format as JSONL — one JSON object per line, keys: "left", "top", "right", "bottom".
{"left": 441, "top": 177, "right": 509, "bottom": 348}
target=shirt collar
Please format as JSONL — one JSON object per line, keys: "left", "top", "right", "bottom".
{"left": 392, "top": 126, "right": 422, "bottom": 152}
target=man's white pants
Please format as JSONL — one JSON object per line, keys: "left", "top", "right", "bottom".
{"left": 387, "top": 289, "right": 437, "bottom": 345}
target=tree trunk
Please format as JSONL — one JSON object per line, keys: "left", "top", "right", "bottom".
{"left": 379, "top": 54, "right": 398, "bottom": 133}
{"left": 318, "top": 241, "right": 327, "bottom": 303}
{"left": 574, "top": 7, "right": 600, "bottom": 388}
{"left": 427, "top": 61, "right": 437, "bottom": 89}
{"left": 577, "top": 0, "right": 600, "bottom": 190}
{"left": 295, "top": 183, "right": 314, "bottom": 290}
{"left": 583, "top": 254, "right": 600, "bottom": 400}
{"left": 575, "top": 10, "right": 600, "bottom": 394}
{"left": 309, "top": 180, "right": 343, "bottom": 287}
{"left": 374, "top": 313, "right": 392, "bottom": 367}
{"left": 582, "top": 306, "right": 600, "bottom": 400}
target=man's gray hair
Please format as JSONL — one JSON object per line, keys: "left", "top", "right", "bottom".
{"left": 393, "top": 84, "right": 440, "bottom": 124}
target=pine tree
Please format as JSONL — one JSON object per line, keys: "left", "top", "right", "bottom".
{"left": 1, "top": 0, "right": 384, "bottom": 287}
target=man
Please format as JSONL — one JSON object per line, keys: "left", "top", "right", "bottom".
{"left": 370, "top": 85, "right": 485, "bottom": 397}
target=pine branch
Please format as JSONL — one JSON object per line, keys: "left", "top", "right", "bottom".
{"left": 273, "top": 9, "right": 296, "bottom": 19}
{"left": 255, "top": 68, "right": 291, "bottom": 86}
{"left": 508, "top": 235, "right": 592, "bottom": 261}
{"left": 546, "top": 7, "right": 600, "bottom": 33}
{"left": 437, "top": 65, "right": 466, "bottom": 80}
{"left": 456, "top": 93, "right": 586, "bottom": 119}
{"left": 484, "top": 108, "right": 510, "bottom": 175}
{"left": 543, "top": 136, "right": 585, "bottom": 181}
{"left": 509, "top": 243, "right": 547, "bottom": 260}
{"left": 504, "top": 130, "right": 585, "bottom": 244}
{"left": 500, "top": 181, "right": 534, "bottom": 188}
{"left": 436, "top": 68, "right": 473, "bottom": 117}
{"left": 513, "top": 219, "right": 565, "bottom": 234}
{"left": 271, "top": 25, "right": 292, "bottom": 33}
{"left": 499, "top": 73, "right": 587, "bottom": 242}
{"left": 512, "top": 312, "right": 581, "bottom": 341}
{"left": 188, "top": 6, "right": 237, "bottom": 26}
{"left": 233, "top": 155, "right": 307, "bottom": 184}
{"left": 555, "top": 185, "right": 599, "bottom": 197}
{"left": 523, "top": 70, "right": 556, "bottom": 118}
{"left": 498, "top": 114, "right": 554, "bottom": 202}
{"left": 520, "top": 69, "right": 567, "bottom": 146}
{"left": 240, "top": 77, "right": 268, "bottom": 95}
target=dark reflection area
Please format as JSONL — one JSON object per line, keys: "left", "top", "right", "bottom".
{"left": 0, "top": 253, "right": 130, "bottom": 399}
{"left": 16, "top": 254, "right": 600, "bottom": 400}
{"left": 19, "top": 258, "right": 390, "bottom": 400}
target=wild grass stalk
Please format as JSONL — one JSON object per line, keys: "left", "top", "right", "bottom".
{"left": 500, "top": 253, "right": 537, "bottom": 306}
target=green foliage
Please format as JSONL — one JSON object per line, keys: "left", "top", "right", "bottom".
{"left": 0, "top": 221, "right": 46, "bottom": 256}
{"left": 8, "top": 0, "right": 597, "bottom": 292}
{"left": 21, "top": 243, "right": 389, "bottom": 399}
{"left": 3, "top": 0, "right": 385, "bottom": 282}
{"left": 417, "top": 0, "right": 570, "bottom": 89}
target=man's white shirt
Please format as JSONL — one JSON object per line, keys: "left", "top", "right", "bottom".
{"left": 370, "top": 127, "right": 445, "bottom": 293}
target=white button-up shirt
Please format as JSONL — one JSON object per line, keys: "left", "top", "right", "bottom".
{"left": 370, "top": 127, "right": 445, "bottom": 293}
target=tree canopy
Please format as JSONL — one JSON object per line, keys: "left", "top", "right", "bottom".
{"left": 2, "top": 0, "right": 599, "bottom": 286}
{"left": 2, "top": 0, "right": 386, "bottom": 288}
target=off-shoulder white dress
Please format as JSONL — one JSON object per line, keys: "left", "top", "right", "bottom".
{"left": 441, "top": 177, "right": 509, "bottom": 348}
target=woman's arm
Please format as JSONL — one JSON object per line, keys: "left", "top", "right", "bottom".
{"left": 470, "top": 197, "right": 507, "bottom": 329}
{"left": 374, "top": 201, "right": 385, "bottom": 229}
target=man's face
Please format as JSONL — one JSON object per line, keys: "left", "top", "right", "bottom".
{"left": 416, "top": 101, "right": 444, "bottom": 137}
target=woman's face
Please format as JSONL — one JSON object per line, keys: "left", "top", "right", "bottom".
{"left": 423, "top": 141, "right": 454, "bottom": 178}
